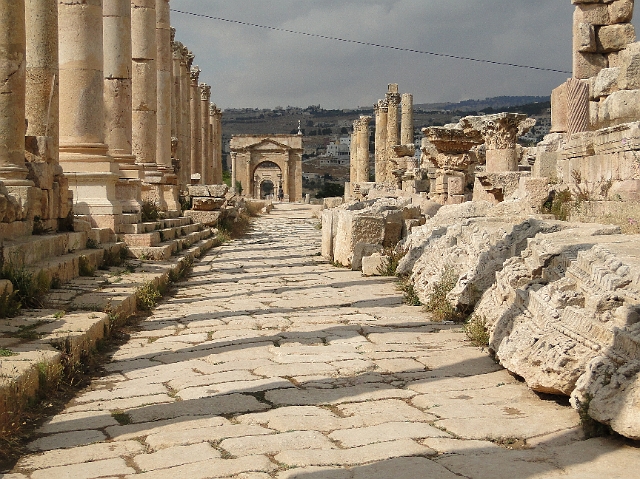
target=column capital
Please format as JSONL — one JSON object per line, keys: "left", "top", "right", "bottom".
{"left": 460, "top": 113, "right": 535, "bottom": 150}
{"left": 210, "top": 103, "right": 222, "bottom": 117}
{"left": 374, "top": 99, "right": 388, "bottom": 114}
{"left": 190, "top": 65, "right": 201, "bottom": 84}
{"left": 170, "top": 27, "right": 176, "bottom": 43}
{"left": 199, "top": 83, "right": 211, "bottom": 100}
{"left": 353, "top": 116, "right": 372, "bottom": 133}
{"left": 386, "top": 92, "right": 401, "bottom": 106}
{"left": 186, "top": 50, "right": 195, "bottom": 69}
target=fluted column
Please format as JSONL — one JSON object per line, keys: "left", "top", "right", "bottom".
{"left": 200, "top": 83, "right": 211, "bottom": 184}
{"left": 374, "top": 100, "right": 388, "bottom": 183}
{"left": 355, "top": 116, "right": 371, "bottom": 183}
{"left": 171, "top": 37, "right": 183, "bottom": 187}
{"left": 58, "top": 0, "right": 121, "bottom": 224}
{"left": 189, "top": 66, "right": 201, "bottom": 184}
{"left": 401, "top": 93, "right": 414, "bottom": 146}
{"left": 155, "top": 0, "right": 173, "bottom": 177}
{"left": 0, "top": 0, "right": 30, "bottom": 185}
{"left": 131, "top": 0, "right": 157, "bottom": 179}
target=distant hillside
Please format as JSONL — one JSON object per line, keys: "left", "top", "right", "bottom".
{"left": 415, "top": 96, "right": 550, "bottom": 113}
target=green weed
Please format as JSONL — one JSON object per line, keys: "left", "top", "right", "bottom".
{"left": 424, "top": 265, "right": 465, "bottom": 322}
{"left": 463, "top": 314, "right": 490, "bottom": 347}
{"left": 135, "top": 281, "right": 162, "bottom": 311}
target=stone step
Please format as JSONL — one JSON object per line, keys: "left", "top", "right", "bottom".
{"left": 127, "top": 228, "right": 214, "bottom": 260}
{"left": 88, "top": 227, "right": 115, "bottom": 245}
{"left": 120, "top": 222, "right": 203, "bottom": 247}
{"left": 1, "top": 232, "right": 88, "bottom": 268}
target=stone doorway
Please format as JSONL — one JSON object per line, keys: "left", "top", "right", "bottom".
{"left": 260, "top": 180, "right": 275, "bottom": 199}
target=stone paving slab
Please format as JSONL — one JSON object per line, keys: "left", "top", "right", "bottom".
{"left": 6, "top": 204, "right": 640, "bottom": 478}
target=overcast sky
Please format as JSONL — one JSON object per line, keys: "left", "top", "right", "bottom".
{"left": 170, "top": 0, "right": 638, "bottom": 110}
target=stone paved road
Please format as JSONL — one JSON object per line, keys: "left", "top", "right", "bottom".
{"left": 6, "top": 204, "right": 639, "bottom": 479}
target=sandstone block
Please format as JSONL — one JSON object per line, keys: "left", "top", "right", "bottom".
{"left": 351, "top": 243, "right": 384, "bottom": 271}
{"left": 617, "top": 41, "right": 640, "bottom": 89}
{"left": 574, "top": 3, "right": 610, "bottom": 25}
{"left": 551, "top": 82, "right": 569, "bottom": 133}
{"left": 592, "top": 67, "right": 620, "bottom": 98}
{"left": 609, "top": 0, "right": 634, "bottom": 23}
{"left": 597, "top": 24, "right": 636, "bottom": 52}
{"left": 323, "top": 197, "right": 344, "bottom": 209}
{"left": 573, "top": 51, "right": 608, "bottom": 79}
{"left": 333, "top": 212, "right": 385, "bottom": 267}
{"left": 447, "top": 176, "right": 465, "bottom": 195}
{"left": 576, "top": 22, "right": 597, "bottom": 52}
{"left": 362, "top": 253, "right": 390, "bottom": 277}
{"left": 600, "top": 89, "right": 640, "bottom": 126}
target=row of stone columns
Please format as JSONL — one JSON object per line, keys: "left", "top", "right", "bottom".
{"left": 0, "top": 0, "right": 225, "bottom": 234}
{"left": 371, "top": 84, "right": 414, "bottom": 184}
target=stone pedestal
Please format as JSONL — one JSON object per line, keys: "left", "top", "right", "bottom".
{"left": 58, "top": 0, "right": 121, "bottom": 226}
{"left": 374, "top": 99, "right": 388, "bottom": 183}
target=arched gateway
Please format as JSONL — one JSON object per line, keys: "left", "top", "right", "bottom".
{"left": 229, "top": 135, "right": 303, "bottom": 202}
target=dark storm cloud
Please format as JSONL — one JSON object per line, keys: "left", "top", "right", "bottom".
{"left": 169, "top": 0, "right": 637, "bottom": 109}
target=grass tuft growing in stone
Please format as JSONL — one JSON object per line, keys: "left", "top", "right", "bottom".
{"left": 1, "top": 263, "right": 50, "bottom": 309}
{"left": 0, "top": 348, "right": 18, "bottom": 357}
{"left": 111, "top": 410, "right": 132, "bottom": 426}
{"left": 135, "top": 280, "right": 162, "bottom": 311}
{"left": 0, "top": 290, "right": 21, "bottom": 319}
{"left": 377, "top": 248, "right": 407, "bottom": 277}
{"left": 397, "top": 277, "right": 421, "bottom": 306}
{"left": 424, "top": 265, "right": 465, "bottom": 322}
{"left": 78, "top": 255, "right": 95, "bottom": 277}
{"left": 463, "top": 314, "right": 490, "bottom": 346}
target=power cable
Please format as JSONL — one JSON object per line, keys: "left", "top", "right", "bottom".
{"left": 170, "top": 8, "right": 572, "bottom": 75}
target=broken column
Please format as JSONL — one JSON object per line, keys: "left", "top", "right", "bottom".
{"left": 462, "top": 113, "right": 533, "bottom": 173}
{"left": 374, "top": 99, "right": 388, "bottom": 183}
{"left": 200, "top": 83, "right": 211, "bottom": 184}
{"left": 58, "top": 0, "right": 122, "bottom": 228}
{"left": 355, "top": 116, "right": 371, "bottom": 183}
{"left": 25, "top": 0, "right": 71, "bottom": 227}
{"left": 423, "top": 126, "right": 482, "bottom": 205}
{"left": 190, "top": 66, "right": 202, "bottom": 185}
{"left": 104, "top": 0, "right": 142, "bottom": 214}
{"left": 385, "top": 85, "right": 401, "bottom": 183}
{"left": 400, "top": 93, "right": 414, "bottom": 146}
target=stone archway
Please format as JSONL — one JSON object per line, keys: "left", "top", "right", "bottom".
{"left": 253, "top": 161, "right": 282, "bottom": 199}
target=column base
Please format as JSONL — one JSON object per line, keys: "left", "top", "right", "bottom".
{"left": 116, "top": 179, "right": 143, "bottom": 213}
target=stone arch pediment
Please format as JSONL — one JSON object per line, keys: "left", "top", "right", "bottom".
{"left": 244, "top": 138, "right": 293, "bottom": 152}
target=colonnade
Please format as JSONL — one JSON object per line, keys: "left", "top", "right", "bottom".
{"left": 0, "top": 0, "right": 223, "bottom": 233}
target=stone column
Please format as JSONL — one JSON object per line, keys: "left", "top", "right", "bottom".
{"left": 386, "top": 84, "right": 401, "bottom": 182}
{"left": 0, "top": 0, "right": 30, "bottom": 185}
{"left": 155, "top": 0, "right": 173, "bottom": 177}
{"left": 401, "top": 93, "right": 414, "bottom": 146}
{"left": 58, "top": 0, "right": 122, "bottom": 226}
{"left": 349, "top": 128, "right": 357, "bottom": 184}
{"left": 245, "top": 156, "right": 251, "bottom": 196}
{"left": 355, "top": 116, "right": 371, "bottom": 183}
{"left": 283, "top": 157, "right": 290, "bottom": 201}
{"left": 211, "top": 104, "right": 223, "bottom": 184}
{"left": 374, "top": 99, "right": 388, "bottom": 183}
{"left": 200, "top": 83, "right": 211, "bottom": 184}
{"left": 170, "top": 34, "right": 181, "bottom": 181}
{"left": 230, "top": 151, "right": 237, "bottom": 193}
{"left": 179, "top": 48, "right": 192, "bottom": 189}
{"left": 104, "top": 0, "right": 142, "bottom": 213}
{"left": 461, "top": 113, "right": 534, "bottom": 173}
{"left": 25, "top": 0, "right": 74, "bottom": 226}
{"left": 189, "top": 66, "right": 202, "bottom": 184}
{"left": 131, "top": 0, "right": 158, "bottom": 178}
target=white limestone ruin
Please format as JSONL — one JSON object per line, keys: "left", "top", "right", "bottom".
{"left": 326, "top": 0, "right": 640, "bottom": 439}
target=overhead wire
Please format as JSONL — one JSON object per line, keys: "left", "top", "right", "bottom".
{"left": 170, "top": 8, "right": 572, "bottom": 75}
